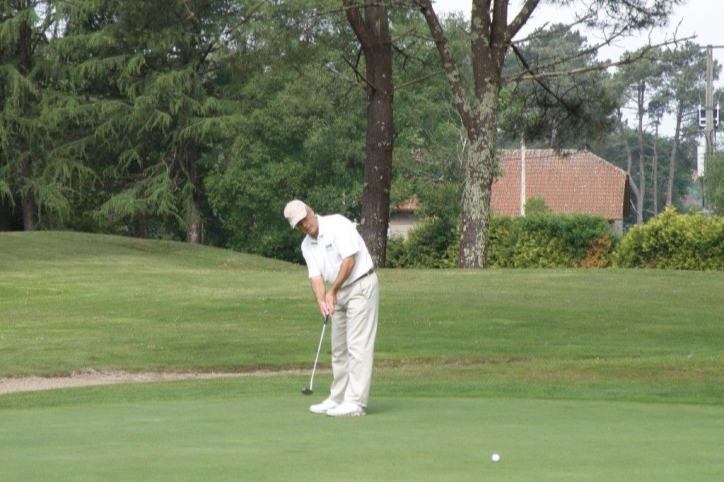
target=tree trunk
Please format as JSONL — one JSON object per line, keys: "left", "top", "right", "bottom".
{"left": 419, "top": 0, "right": 509, "bottom": 268}
{"left": 616, "top": 107, "right": 640, "bottom": 218}
{"left": 635, "top": 82, "right": 646, "bottom": 224}
{"left": 136, "top": 216, "right": 150, "bottom": 238}
{"left": 458, "top": 96, "right": 498, "bottom": 268}
{"left": 21, "top": 158, "right": 36, "bottom": 231}
{"left": 18, "top": 8, "right": 36, "bottom": 231}
{"left": 651, "top": 124, "right": 659, "bottom": 216}
{"left": 345, "top": 1, "right": 394, "bottom": 267}
{"left": 0, "top": 197, "right": 12, "bottom": 231}
{"left": 185, "top": 143, "right": 203, "bottom": 244}
{"left": 666, "top": 104, "right": 683, "bottom": 206}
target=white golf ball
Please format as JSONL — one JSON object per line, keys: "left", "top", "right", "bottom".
{"left": 491, "top": 453, "right": 501, "bottom": 462}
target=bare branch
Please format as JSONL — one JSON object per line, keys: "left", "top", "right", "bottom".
{"left": 326, "top": 62, "right": 367, "bottom": 92}
{"left": 221, "top": 0, "right": 270, "bottom": 38}
{"left": 391, "top": 25, "right": 418, "bottom": 44}
{"left": 505, "top": 35, "right": 696, "bottom": 84}
{"left": 342, "top": 55, "right": 376, "bottom": 90}
{"left": 396, "top": 69, "right": 445, "bottom": 90}
{"left": 510, "top": 44, "right": 577, "bottom": 114}
{"left": 178, "top": 0, "right": 201, "bottom": 26}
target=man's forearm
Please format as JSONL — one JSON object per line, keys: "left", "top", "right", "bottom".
{"left": 329, "top": 256, "right": 355, "bottom": 296}
{"left": 310, "top": 276, "right": 326, "bottom": 303}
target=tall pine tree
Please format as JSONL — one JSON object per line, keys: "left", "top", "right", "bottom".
{"left": 51, "top": 0, "right": 261, "bottom": 241}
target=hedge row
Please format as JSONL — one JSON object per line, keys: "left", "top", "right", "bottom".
{"left": 488, "top": 214, "right": 616, "bottom": 268}
{"left": 387, "top": 213, "right": 616, "bottom": 269}
{"left": 614, "top": 207, "right": 724, "bottom": 270}
{"left": 386, "top": 208, "right": 724, "bottom": 270}
{"left": 387, "top": 218, "right": 459, "bottom": 269}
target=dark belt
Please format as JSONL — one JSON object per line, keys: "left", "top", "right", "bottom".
{"left": 352, "top": 268, "right": 374, "bottom": 284}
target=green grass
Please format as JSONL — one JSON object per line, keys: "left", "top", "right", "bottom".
{"left": 1, "top": 231, "right": 723, "bottom": 481}
{"left": 2, "top": 391, "right": 722, "bottom": 482}
{"left": 1, "top": 231, "right": 721, "bottom": 403}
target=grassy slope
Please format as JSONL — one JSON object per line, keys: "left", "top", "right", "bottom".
{"left": 2, "top": 232, "right": 724, "bottom": 482}
{"left": 1, "top": 231, "right": 723, "bottom": 404}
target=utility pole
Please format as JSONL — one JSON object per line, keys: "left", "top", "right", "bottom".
{"left": 703, "top": 45, "right": 714, "bottom": 209}
{"left": 705, "top": 45, "right": 715, "bottom": 160}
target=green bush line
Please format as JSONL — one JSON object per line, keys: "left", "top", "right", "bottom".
{"left": 388, "top": 207, "right": 724, "bottom": 270}
{"left": 614, "top": 207, "right": 724, "bottom": 270}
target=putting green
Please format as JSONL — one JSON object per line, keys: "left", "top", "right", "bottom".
{"left": 1, "top": 396, "right": 722, "bottom": 481}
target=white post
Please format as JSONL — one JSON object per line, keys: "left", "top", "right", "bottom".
{"left": 520, "top": 136, "right": 526, "bottom": 216}
{"left": 706, "top": 45, "right": 714, "bottom": 159}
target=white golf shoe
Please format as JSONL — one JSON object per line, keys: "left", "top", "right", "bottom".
{"left": 326, "top": 401, "right": 366, "bottom": 417}
{"left": 309, "top": 399, "right": 339, "bottom": 414}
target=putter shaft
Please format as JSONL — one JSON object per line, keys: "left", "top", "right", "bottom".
{"left": 303, "top": 316, "right": 328, "bottom": 394}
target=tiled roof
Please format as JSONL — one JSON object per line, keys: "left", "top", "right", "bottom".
{"left": 491, "top": 149, "right": 629, "bottom": 221}
{"left": 392, "top": 194, "right": 419, "bottom": 213}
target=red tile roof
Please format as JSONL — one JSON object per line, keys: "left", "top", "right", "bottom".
{"left": 491, "top": 149, "right": 629, "bottom": 221}
{"left": 392, "top": 195, "right": 419, "bottom": 213}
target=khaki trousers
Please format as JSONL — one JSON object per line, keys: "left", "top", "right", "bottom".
{"left": 329, "top": 272, "right": 379, "bottom": 408}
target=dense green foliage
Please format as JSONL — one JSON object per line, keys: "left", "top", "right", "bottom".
{"left": 615, "top": 207, "right": 724, "bottom": 269}
{"left": 387, "top": 217, "right": 458, "bottom": 268}
{"left": 388, "top": 212, "right": 617, "bottom": 269}
{"left": 204, "top": 57, "right": 367, "bottom": 261}
{"left": 390, "top": 206, "right": 724, "bottom": 271}
{"left": 489, "top": 214, "right": 617, "bottom": 268}
{"left": 499, "top": 26, "right": 616, "bottom": 148}
{"left": 1, "top": 2, "right": 719, "bottom": 269}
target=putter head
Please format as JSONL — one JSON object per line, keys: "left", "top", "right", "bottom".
{"left": 301, "top": 387, "right": 313, "bottom": 395}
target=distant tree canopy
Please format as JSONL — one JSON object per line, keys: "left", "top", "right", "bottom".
{"left": 1, "top": 0, "right": 718, "bottom": 266}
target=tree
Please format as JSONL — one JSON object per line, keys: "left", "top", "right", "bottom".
{"left": 342, "top": 0, "right": 394, "bottom": 266}
{"left": 1, "top": 1, "right": 40, "bottom": 230}
{"left": 388, "top": 11, "right": 468, "bottom": 231}
{"left": 50, "top": 0, "right": 268, "bottom": 242}
{"left": 613, "top": 47, "right": 686, "bottom": 222}
{"left": 415, "top": 0, "right": 685, "bottom": 267}
{"left": 204, "top": 1, "right": 368, "bottom": 261}
{"left": 499, "top": 25, "right": 616, "bottom": 149}
{"left": 205, "top": 63, "right": 367, "bottom": 260}
{"left": 0, "top": 1, "right": 87, "bottom": 230}
{"left": 659, "top": 42, "right": 717, "bottom": 206}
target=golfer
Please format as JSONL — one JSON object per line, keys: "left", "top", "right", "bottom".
{"left": 284, "top": 200, "right": 379, "bottom": 417}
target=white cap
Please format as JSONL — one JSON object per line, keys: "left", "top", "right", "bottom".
{"left": 284, "top": 200, "right": 308, "bottom": 228}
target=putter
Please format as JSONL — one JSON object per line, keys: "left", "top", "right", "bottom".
{"left": 302, "top": 315, "right": 329, "bottom": 395}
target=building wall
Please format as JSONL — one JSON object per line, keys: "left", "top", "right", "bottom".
{"left": 388, "top": 213, "right": 419, "bottom": 238}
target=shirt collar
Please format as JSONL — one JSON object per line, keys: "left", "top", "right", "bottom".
{"left": 316, "top": 215, "right": 326, "bottom": 237}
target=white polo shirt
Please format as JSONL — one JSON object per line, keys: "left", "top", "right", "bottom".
{"left": 301, "top": 214, "right": 374, "bottom": 288}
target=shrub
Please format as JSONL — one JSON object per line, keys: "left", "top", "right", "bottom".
{"left": 388, "top": 212, "right": 617, "bottom": 269}
{"left": 614, "top": 207, "right": 724, "bottom": 270}
{"left": 489, "top": 213, "right": 617, "bottom": 268}
{"left": 523, "top": 196, "right": 552, "bottom": 216}
{"left": 579, "top": 234, "right": 615, "bottom": 268}
{"left": 385, "top": 217, "right": 458, "bottom": 268}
